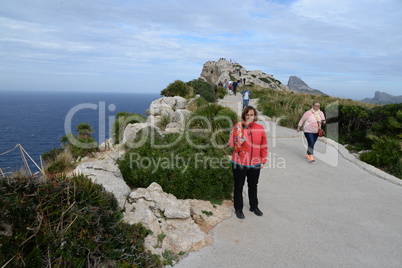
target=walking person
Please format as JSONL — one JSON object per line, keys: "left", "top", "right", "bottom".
{"left": 223, "top": 79, "right": 228, "bottom": 94}
{"left": 241, "top": 88, "right": 252, "bottom": 108}
{"left": 297, "top": 101, "right": 326, "bottom": 162}
{"left": 232, "top": 80, "right": 239, "bottom": 95}
{"left": 229, "top": 106, "right": 268, "bottom": 219}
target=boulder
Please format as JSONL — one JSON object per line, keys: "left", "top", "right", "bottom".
{"left": 124, "top": 183, "right": 213, "bottom": 255}
{"left": 122, "top": 122, "right": 162, "bottom": 148}
{"left": 149, "top": 96, "right": 188, "bottom": 116}
{"left": 129, "top": 182, "right": 190, "bottom": 219}
{"left": 188, "top": 199, "right": 232, "bottom": 229}
{"left": 172, "top": 109, "right": 191, "bottom": 124}
{"left": 161, "top": 218, "right": 213, "bottom": 253}
{"left": 165, "top": 122, "right": 182, "bottom": 133}
{"left": 73, "top": 160, "right": 131, "bottom": 207}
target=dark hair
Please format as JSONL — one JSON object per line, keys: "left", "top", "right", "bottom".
{"left": 312, "top": 101, "right": 320, "bottom": 106}
{"left": 241, "top": 106, "right": 258, "bottom": 122}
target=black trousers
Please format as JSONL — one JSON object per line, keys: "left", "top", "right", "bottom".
{"left": 232, "top": 163, "right": 261, "bottom": 211}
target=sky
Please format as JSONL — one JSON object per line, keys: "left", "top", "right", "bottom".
{"left": 0, "top": 0, "right": 401, "bottom": 100}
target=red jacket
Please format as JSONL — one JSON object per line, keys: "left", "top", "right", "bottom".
{"left": 229, "top": 122, "right": 268, "bottom": 167}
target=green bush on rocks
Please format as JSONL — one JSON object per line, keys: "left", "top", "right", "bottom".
{"left": 118, "top": 101, "right": 238, "bottom": 201}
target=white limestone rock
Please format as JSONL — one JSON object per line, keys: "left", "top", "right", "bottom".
{"left": 73, "top": 160, "right": 131, "bottom": 207}
{"left": 165, "top": 122, "right": 182, "bottom": 133}
{"left": 129, "top": 182, "right": 190, "bottom": 219}
{"left": 188, "top": 199, "right": 232, "bottom": 228}
{"left": 172, "top": 109, "right": 191, "bottom": 123}
{"left": 161, "top": 218, "right": 213, "bottom": 253}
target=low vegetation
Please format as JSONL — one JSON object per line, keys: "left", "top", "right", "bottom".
{"left": 0, "top": 174, "right": 161, "bottom": 267}
{"left": 161, "top": 79, "right": 225, "bottom": 102}
{"left": 42, "top": 123, "right": 99, "bottom": 174}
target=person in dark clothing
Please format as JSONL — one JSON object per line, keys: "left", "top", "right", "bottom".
{"left": 228, "top": 106, "right": 268, "bottom": 219}
{"left": 232, "top": 80, "right": 239, "bottom": 95}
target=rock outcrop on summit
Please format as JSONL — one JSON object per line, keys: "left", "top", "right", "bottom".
{"left": 287, "top": 76, "right": 326, "bottom": 95}
{"left": 199, "top": 58, "right": 289, "bottom": 91}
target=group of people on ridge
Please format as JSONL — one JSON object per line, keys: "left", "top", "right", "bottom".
{"left": 228, "top": 102, "right": 326, "bottom": 219}
{"left": 219, "top": 78, "right": 247, "bottom": 96}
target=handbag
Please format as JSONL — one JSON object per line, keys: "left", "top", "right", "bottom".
{"left": 317, "top": 121, "right": 325, "bottom": 137}
{"left": 318, "top": 128, "right": 325, "bottom": 137}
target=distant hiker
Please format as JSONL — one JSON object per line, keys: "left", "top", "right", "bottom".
{"left": 243, "top": 78, "right": 246, "bottom": 84}
{"left": 239, "top": 71, "right": 242, "bottom": 76}
{"left": 228, "top": 83, "right": 233, "bottom": 95}
{"left": 241, "top": 88, "right": 252, "bottom": 108}
{"left": 297, "top": 101, "right": 326, "bottom": 162}
{"left": 232, "top": 80, "right": 239, "bottom": 95}
{"left": 223, "top": 79, "right": 228, "bottom": 93}
{"left": 228, "top": 106, "right": 268, "bottom": 219}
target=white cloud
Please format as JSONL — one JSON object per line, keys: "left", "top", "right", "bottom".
{"left": 0, "top": 0, "right": 401, "bottom": 99}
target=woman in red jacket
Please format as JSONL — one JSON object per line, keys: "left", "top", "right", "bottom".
{"left": 229, "top": 106, "right": 268, "bottom": 219}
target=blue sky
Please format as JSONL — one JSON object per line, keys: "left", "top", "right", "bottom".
{"left": 0, "top": 0, "right": 401, "bottom": 100}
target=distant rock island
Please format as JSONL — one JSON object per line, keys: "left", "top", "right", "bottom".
{"left": 287, "top": 76, "right": 326, "bottom": 95}
{"left": 199, "top": 59, "right": 289, "bottom": 91}
{"left": 361, "top": 91, "right": 402, "bottom": 104}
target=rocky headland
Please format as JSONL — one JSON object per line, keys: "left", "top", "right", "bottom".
{"left": 287, "top": 75, "right": 326, "bottom": 95}
{"left": 199, "top": 58, "right": 289, "bottom": 91}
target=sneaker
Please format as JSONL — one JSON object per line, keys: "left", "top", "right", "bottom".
{"left": 309, "top": 155, "right": 315, "bottom": 162}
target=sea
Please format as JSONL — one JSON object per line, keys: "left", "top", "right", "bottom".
{"left": 0, "top": 90, "right": 160, "bottom": 175}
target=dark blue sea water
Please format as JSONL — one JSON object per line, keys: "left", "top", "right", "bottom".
{"left": 0, "top": 90, "right": 160, "bottom": 175}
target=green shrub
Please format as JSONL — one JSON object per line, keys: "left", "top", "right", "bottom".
{"left": 61, "top": 123, "right": 99, "bottom": 159}
{"left": 118, "top": 131, "right": 233, "bottom": 201}
{"left": 161, "top": 80, "right": 191, "bottom": 98}
{"left": 113, "top": 112, "right": 146, "bottom": 144}
{"left": 0, "top": 175, "right": 161, "bottom": 267}
{"left": 41, "top": 147, "right": 65, "bottom": 163}
{"left": 216, "top": 86, "right": 226, "bottom": 99}
{"left": 186, "top": 96, "right": 209, "bottom": 112}
{"left": 360, "top": 136, "right": 402, "bottom": 178}
{"left": 118, "top": 103, "right": 238, "bottom": 201}
{"left": 186, "top": 79, "right": 216, "bottom": 102}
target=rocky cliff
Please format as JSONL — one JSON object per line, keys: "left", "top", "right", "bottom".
{"left": 287, "top": 76, "right": 326, "bottom": 95}
{"left": 361, "top": 91, "right": 402, "bottom": 104}
{"left": 199, "top": 59, "right": 289, "bottom": 91}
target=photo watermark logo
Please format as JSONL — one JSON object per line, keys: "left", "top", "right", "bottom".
{"left": 63, "top": 100, "right": 340, "bottom": 170}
